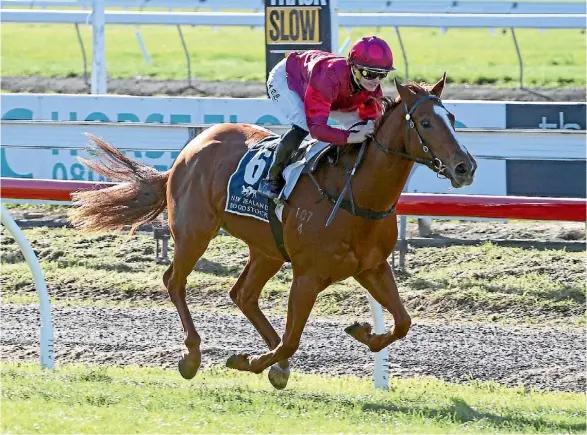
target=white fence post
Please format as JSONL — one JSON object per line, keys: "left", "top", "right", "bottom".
{"left": 91, "top": 0, "right": 107, "bottom": 94}
{"left": 368, "top": 294, "right": 389, "bottom": 389}
{"left": 0, "top": 205, "right": 55, "bottom": 369}
{"left": 330, "top": 0, "right": 339, "bottom": 54}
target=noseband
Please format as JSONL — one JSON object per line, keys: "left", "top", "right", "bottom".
{"left": 373, "top": 94, "right": 448, "bottom": 178}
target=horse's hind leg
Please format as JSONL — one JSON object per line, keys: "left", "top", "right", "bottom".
{"left": 164, "top": 207, "right": 220, "bottom": 380}
{"left": 229, "top": 249, "right": 290, "bottom": 389}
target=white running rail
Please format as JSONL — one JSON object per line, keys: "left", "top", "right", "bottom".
{"left": 368, "top": 295, "right": 389, "bottom": 389}
{"left": 1, "top": 204, "right": 55, "bottom": 370}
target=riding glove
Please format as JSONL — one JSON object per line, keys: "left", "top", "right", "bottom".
{"left": 347, "top": 120, "right": 375, "bottom": 144}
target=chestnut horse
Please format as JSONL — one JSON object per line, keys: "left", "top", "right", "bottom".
{"left": 70, "top": 75, "right": 476, "bottom": 389}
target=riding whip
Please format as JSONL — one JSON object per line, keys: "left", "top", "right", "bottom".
{"left": 325, "top": 133, "right": 369, "bottom": 227}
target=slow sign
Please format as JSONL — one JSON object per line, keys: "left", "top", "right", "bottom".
{"left": 266, "top": 7, "right": 321, "bottom": 44}
{"left": 264, "top": 0, "right": 333, "bottom": 78}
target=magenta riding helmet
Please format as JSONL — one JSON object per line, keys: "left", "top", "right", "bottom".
{"left": 348, "top": 36, "right": 395, "bottom": 72}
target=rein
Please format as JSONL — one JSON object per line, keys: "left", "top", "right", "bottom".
{"left": 311, "top": 94, "right": 449, "bottom": 225}
{"left": 308, "top": 139, "right": 396, "bottom": 223}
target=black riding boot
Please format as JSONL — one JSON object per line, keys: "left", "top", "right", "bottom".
{"left": 258, "top": 125, "right": 308, "bottom": 199}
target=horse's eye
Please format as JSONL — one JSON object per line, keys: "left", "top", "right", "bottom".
{"left": 421, "top": 119, "right": 431, "bottom": 128}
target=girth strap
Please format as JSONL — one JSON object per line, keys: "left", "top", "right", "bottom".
{"left": 268, "top": 200, "right": 291, "bottom": 262}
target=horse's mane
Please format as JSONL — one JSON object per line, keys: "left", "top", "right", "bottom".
{"left": 379, "top": 81, "right": 435, "bottom": 127}
{"left": 339, "top": 81, "right": 434, "bottom": 158}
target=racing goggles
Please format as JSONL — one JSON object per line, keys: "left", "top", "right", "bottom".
{"left": 358, "top": 68, "right": 388, "bottom": 80}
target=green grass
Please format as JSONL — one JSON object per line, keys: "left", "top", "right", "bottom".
{"left": 1, "top": 23, "right": 585, "bottom": 87}
{"left": 1, "top": 362, "right": 585, "bottom": 434}
{"left": 1, "top": 225, "right": 584, "bottom": 325}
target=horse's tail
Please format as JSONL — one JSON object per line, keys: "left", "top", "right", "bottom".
{"left": 69, "top": 133, "right": 168, "bottom": 234}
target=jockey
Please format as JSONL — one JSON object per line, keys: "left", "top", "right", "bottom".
{"left": 258, "top": 35, "right": 396, "bottom": 200}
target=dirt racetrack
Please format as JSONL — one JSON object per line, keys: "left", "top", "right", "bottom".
{"left": 2, "top": 303, "right": 585, "bottom": 393}
{"left": 1, "top": 209, "right": 585, "bottom": 393}
{"left": 2, "top": 75, "right": 586, "bottom": 101}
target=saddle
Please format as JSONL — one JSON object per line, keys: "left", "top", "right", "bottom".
{"left": 290, "top": 139, "right": 340, "bottom": 173}
{"left": 277, "top": 138, "right": 340, "bottom": 204}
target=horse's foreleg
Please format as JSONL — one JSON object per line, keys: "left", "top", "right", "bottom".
{"left": 229, "top": 249, "right": 290, "bottom": 389}
{"left": 348, "top": 261, "right": 412, "bottom": 352}
{"left": 227, "top": 275, "right": 324, "bottom": 378}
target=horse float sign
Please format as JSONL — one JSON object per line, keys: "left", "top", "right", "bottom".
{"left": 265, "top": 0, "right": 333, "bottom": 78}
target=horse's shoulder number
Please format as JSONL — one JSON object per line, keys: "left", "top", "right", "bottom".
{"left": 295, "top": 207, "right": 313, "bottom": 222}
{"left": 295, "top": 207, "right": 313, "bottom": 234}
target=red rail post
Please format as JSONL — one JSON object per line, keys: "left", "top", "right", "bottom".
{"left": 1, "top": 178, "right": 115, "bottom": 202}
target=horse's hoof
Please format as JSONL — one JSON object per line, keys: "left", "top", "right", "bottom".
{"left": 344, "top": 322, "right": 372, "bottom": 344}
{"left": 344, "top": 321, "right": 371, "bottom": 335}
{"left": 268, "top": 364, "right": 290, "bottom": 390}
{"left": 178, "top": 354, "right": 200, "bottom": 380}
{"left": 226, "top": 354, "right": 249, "bottom": 371}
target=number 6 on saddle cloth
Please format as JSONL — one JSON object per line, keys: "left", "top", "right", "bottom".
{"left": 224, "top": 135, "right": 337, "bottom": 224}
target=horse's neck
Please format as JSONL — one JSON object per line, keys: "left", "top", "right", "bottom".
{"left": 351, "top": 110, "right": 413, "bottom": 212}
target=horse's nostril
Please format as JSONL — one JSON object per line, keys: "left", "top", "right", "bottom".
{"left": 455, "top": 162, "right": 468, "bottom": 175}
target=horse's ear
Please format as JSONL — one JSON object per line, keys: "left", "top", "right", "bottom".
{"left": 394, "top": 78, "right": 417, "bottom": 106}
{"left": 430, "top": 72, "right": 447, "bottom": 98}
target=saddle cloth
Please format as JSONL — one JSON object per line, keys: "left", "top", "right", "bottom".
{"left": 224, "top": 135, "right": 331, "bottom": 223}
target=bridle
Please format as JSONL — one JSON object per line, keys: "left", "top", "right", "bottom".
{"left": 372, "top": 94, "right": 449, "bottom": 178}
{"left": 309, "top": 94, "right": 458, "bottom": 223}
